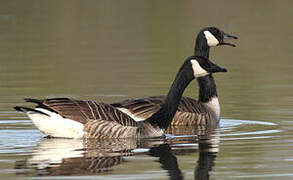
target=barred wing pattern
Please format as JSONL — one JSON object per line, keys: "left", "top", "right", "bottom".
{"left": 112, "top": 96, "right": 215, "bottom": 126}
{"left": 26, "top": 98, "right": 163, "bottom": 138}
{"left": 27, "top": 98, "right": 138, "bottom": 127}
{"left": 111, "top": 96, "right": 164, "bottom": 120}
{"left": 84, "top": 119, "right": 138, "bottom": 138}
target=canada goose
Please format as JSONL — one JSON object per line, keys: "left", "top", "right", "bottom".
{"left": 111, "top": 27, "right": 237, "bottom": 126}
{"left": 14, "top": 56, "right": 226, "bottom": 139}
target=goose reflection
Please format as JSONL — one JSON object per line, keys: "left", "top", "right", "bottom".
{"left": 16, "top": 126, "right": 219, "bottom": 179}
{"left": 164, "top": 127, "right": 220, "bottom": 180}
{"left": 148, "top": 143, "right": 183, "bottom": 180}
{"left": 194, "top": 130, "right": 219, "bottom": 180}
{"left": 21, "top": 138, "right": 163, "bottom": 176}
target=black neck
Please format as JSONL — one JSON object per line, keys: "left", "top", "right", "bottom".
{"left": 197, "top": 74, "right": 218, "bottom": 102}
{"left": 146, "top": 60, "right": 194, "bottom": 130}
{"left": 194, "top": 34, "right": 210, "bottom": 58}
{"left": 194, "top": 33, "right": 218, "bottom": 103}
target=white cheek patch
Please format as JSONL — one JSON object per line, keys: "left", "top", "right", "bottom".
{"left": 190, "top": 59, "right": 209, "bottom": 78}
{"left": 204, "top": 31, "right": 219, "bottom": 46}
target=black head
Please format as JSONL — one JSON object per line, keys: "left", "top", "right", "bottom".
{"left": 199, "top": 27, "right": 238, "bottom": 47}
{"left": 188, "top": 56, "right": 227, "bottom": 78}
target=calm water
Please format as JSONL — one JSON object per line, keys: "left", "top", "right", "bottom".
{"left": 0, "top": 1, "right": 293, "bottom": 179}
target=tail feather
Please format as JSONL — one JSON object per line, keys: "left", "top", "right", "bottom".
{"left": 24, "top": 98, "right": 58, "bottom": 113}
{"left": 14, "top": 104, "right": 84, "bottom": 138}
{"left": 24, "top": 98, "right": 43, "bottom": 104}
{"left": 14, "top": 106, "right": 49, "bottom": 116}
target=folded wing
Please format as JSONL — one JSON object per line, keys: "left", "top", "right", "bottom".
{"left": 111, "top": 95, "right": 211, "bottom": 125}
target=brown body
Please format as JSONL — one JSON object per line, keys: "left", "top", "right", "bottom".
{"left": 112, "top": 95, "right": 218, "bottom": 128}
{"left": 25, "top": 98, "right": 163, "bottom": 139}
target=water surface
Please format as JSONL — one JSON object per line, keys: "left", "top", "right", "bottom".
{"left": 0, "top": 1, "right": 293, "bottom": 179}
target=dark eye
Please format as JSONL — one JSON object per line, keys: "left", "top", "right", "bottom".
{"left": 215, "top": 31, "right": 223, "bottom": 41}
{"left": 210, "top": 29, "right": 221, "bottom": 39}
{"left": 219, "top": 32, "right": 224, "bottom": 40}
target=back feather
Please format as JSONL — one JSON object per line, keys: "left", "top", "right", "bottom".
{"left": 22, "top": 98, "right": 139, "bottom": 127}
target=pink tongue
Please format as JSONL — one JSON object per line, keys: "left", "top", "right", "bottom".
{"left": 224, "top": 41, "right": 236, "bottom": 47}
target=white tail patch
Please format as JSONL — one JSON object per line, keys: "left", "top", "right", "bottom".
{"left": 204, "top": 31, "right": 219, "bottom": 46}
{"left": 203, "top": 97, "right": 220, "bottom": 119}
{"left": 190, "top": 59, "right": 209, "bottom": 78}
{"left": 27, "top": 108, "right": 84, "bottom": 138}
{"left": 117, "top": 108, "right": 146, "bottom": 122}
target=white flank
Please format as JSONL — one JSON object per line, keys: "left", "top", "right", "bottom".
{"left": 190, "top": 59, "right": 210, "bottom": 78}
{"left": 117, "top": 107, "right": 146, "bottom": 121}
{"left": 204, "top": 31, "right": 219, "bottom": 46}
{"left": 27, "top": 108, "right": 84, "bottom": 138}
{"left": 203, "top": 97, "right": 220, "bottom": 119}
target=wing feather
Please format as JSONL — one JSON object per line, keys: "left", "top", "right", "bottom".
{"left": 27, "top": 98, "right": 139, "bottom": 127}
{"left": 111, "top": 95, "right": 213, "bottom": 125}
{"left": 25, "top": 98, "right": 166, "bottom": 138}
